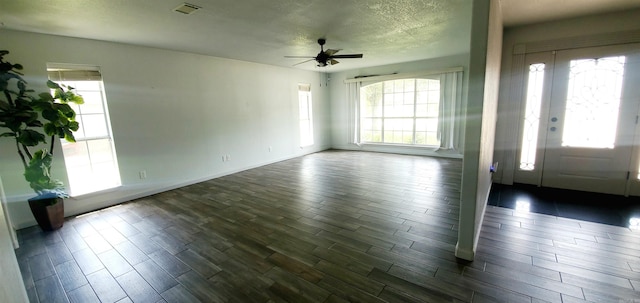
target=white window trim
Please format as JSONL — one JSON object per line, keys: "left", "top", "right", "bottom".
{"left": 346, "top": 68, "right": 464, "bottom": 151}
{"left": 298, "top": 83, "right": 314, "bottom": 147}
{"left": 47, "top": 64, "right": 122, "bottom": 197}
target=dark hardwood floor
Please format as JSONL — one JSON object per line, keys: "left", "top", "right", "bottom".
{"left": 14, "top": 150, "right": 640, "bottom": 302}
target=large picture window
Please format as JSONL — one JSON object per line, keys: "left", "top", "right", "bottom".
{"left": 349, "top": 68, "right": 463, "bottom": 150}
{"left": 360, "top": 78, "right": 441, "bottom": 146}
{"left": 47, "top": 65, "right": 121, "bottom": 196}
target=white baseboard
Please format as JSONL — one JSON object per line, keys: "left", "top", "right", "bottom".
{"left": 12, "top": 148, "right": 331, "bottom": 229}
{"left": 454, "top": 242, "right": 475, "bottom": 261}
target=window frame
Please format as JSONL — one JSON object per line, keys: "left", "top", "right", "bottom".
{"left": 359, "top": 78, "right": 441, "bottom": 146}
{"left": 47, "top": 64, "right": 121, "bottom": 197}
{"left": 346, "top": 67, "right": 464, "bottom": 151}
{"left": 298, "top": 83, "right": 314, "bottom": 147}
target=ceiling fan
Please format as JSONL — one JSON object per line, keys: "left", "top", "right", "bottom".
{"left": 285, "top": 38, "right": 363, "bottom": 67}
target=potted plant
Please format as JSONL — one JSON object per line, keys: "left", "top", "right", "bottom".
{"left": 0, "top": 50, "right": 84, "bottom": 231}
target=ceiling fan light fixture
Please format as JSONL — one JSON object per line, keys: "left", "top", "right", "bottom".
{"left": 173, "top": 3, "right": 201, "bottom": 15}
{"left": 285, "top": 38, "right": 362, "bottom": 68}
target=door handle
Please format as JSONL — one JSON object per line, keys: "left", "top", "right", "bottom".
{"left": 550, "top": 126, "right": 557, "bottom": 132}
{"left": 551, "top": 117, "right": 558, "bottom": 122}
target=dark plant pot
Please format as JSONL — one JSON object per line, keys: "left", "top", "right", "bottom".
{"left": 28, "top": 195, "right": 64, "bottom": 231}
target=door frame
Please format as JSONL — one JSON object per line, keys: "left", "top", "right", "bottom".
{"left": 500, "top": 30, "right": 640, "bottom": 195}
{"left": 539, "top": 45, "right": 640, "bottom": 195}
{"left": 512, "top": 51, "right": 555, "bottom": 186}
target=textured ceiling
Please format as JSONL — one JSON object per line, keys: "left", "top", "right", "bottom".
{"left": 0, "top": 0, "right": 472, "bottom": 72}
{"left": 0, "top": 0, "right": 639, "bottom": 72}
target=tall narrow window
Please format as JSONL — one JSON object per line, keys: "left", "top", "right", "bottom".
{"left": 519, "top": 63, "right": 545, "bottom": 170}
{"left": 47, "top": 65, "right": 121, "bottom": 196}
{"left": 298, "top": 84, "right": 314, "bottom": 147}
{"left": 360, "top": 78, "right": 440, "bottom": 146}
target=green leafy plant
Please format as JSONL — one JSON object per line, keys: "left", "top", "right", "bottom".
{"left": 0, "top": 50, "right": 84, "bottom": 200}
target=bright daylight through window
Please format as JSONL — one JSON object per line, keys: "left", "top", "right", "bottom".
{"left": 298, "top": 84, "right": 314, "bottom": 147}
{"left": 47, "top": 66, "right": 121, "bottom": 196}
{"left": 562, "top": 56, "right": 625, "bottom": 149}
{"left": 360, "top": 78, "right": 440, "bottom": 146}
{"left": 519, "top": 63, "right": 545, "bottom": 171}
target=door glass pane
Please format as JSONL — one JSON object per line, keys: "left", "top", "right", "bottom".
{"left": 562, "top": 56, "right": 626, "bottom": 149}
{"left": 520, "top": 63, "right": 545, "bottom": 171}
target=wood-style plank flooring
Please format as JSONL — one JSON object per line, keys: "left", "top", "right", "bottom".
{"left": 14, "top": 150, "right": 640, "bottom": 302}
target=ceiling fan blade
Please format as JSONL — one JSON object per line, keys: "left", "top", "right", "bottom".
{"left": 286, "top": 39, "right": 362, "bottom": 67}
{"left": 292, "top": 58, "right": 315, "bottom": 66}
{"left": 331, "top": 54, "right": 363, "bottom": 59}
{"left": 325, "top": 49, "right": 341, "bottom": 56}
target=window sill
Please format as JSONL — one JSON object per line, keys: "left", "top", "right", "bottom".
{"left": 353, "top": 143, "right": 462, "bottom": 158}
{"left": 359, "top": 142, "right": 440, "bottom": 150}
{"left": 68, "top": 184, "right": 122, "bottom": 200}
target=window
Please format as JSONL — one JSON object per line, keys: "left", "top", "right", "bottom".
{"left": 348, "top": 68, "right": 462, "bottom": 151}
{"left": 360, "top": 78, "right": 441, "bottom": 146}
{"left": 561, "top": 56, "right": 625, "bottom": 149}
{"left": 298, "top": 84, "right": 314, "bottom": 147}
{"left": 47, "top": 65, "right": 121, "bottom": 196}
{"left": 519, "top": 63, "right": 545, "bottom": 171}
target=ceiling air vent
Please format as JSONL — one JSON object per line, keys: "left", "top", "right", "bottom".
{"left": 173, "top": 3, "right": 201, "bottom": 15}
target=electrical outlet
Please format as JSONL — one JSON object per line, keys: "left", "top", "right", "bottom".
{"left": 268, "top": 146, "right": 272, "bottom": 152}
{"left": 226, "top": 155, "right": 231, "bottom": 161}
{"left": 139, "top": 170, "right": 147, "bottom": 179}
{"left": 222, "top": 155, "right": 226, "bottom": 162}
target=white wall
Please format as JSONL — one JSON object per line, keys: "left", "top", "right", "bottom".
{"left": 0, "top": 207, "right": 28, "bottom": 303}
{"left": 329, "top": 54, "right": 470, "bottom": 158}
{"left": 455, "top": 0, "right": 502, "bottom": 261}
{"left": 0, "top": 177, "right": 29, "bottom": 303}
{"left": 494, "top": 8, "right": 640, "bottom": 184}
{"left": 0, "top": 29, "right": 330, "bottom": 228}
